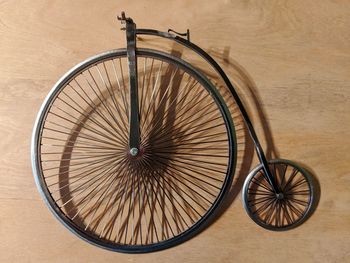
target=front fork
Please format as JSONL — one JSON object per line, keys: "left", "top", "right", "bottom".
{"left": 118, "top": 13, "right": 140, "bottom": 156}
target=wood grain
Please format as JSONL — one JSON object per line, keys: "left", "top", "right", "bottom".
{"left": 0, "top": 0, "right": 349, "bottom": 262}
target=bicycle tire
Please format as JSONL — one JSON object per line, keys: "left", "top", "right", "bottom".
{"left": 242, "top": 159, "right": 314, "bottom": 231}
{"left": 31, "top": 48, "right": 237, "bottom": 252}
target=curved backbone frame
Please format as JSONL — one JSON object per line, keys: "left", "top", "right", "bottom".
{"left": 135, "top": 28, "right": 278, "bottom": 190}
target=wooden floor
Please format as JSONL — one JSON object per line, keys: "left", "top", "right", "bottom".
{"left": 1, "top": 0, "right": 349, "bottom": 262}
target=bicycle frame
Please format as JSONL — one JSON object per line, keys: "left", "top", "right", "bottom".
{"left": 118, "top": 12, "right": 280, "bottom": 192}
{"left": 30, "top": 13, "right": 316, "bottom": 251}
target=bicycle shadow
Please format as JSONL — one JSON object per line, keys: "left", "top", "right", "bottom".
{"left": 204, "top": 46, "right": 320, "bottom": 226}
{"left": 205, "top": 46, "right": 279, "bottom": 220}
{"left": 145, "top": 42, "right": 258, "bottom": 228}
{"left": 55, "top": 43, "right": 320, "bottom": 245}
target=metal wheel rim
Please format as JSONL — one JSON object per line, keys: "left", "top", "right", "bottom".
{"left": 31, "top": 48, "right": 237, "bottom": 252}
{"left": 242, "top": 159, "right": 314, "bottom": 231}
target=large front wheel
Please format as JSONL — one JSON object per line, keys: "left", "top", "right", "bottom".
{"left": 31, "top": 48, "right": 237, "bottom": 252}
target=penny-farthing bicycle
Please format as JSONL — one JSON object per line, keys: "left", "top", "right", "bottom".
{"left": 31, "top": 13, "right": 315, "bottom": 253}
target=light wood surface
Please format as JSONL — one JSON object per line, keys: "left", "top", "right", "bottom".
{"left": 1, "top": 0, "right": 349, "bottom": 262}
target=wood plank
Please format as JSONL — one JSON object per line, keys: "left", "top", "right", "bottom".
{"left": 0, "top": 0, "right": 349, "bottom": 262}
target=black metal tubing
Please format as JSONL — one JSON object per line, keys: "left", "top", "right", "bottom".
{"left": 135, "top": 28, "right": 279, "bottom": 192}
{"left": 124, "top": 18, "right": 140, "bottom": 151}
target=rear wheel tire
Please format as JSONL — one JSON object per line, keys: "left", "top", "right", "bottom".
{"left": 242, "top": 159, "right": 314, "bottom": 231}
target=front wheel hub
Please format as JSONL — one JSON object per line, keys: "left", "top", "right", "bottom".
{"left": 129, "top": 147, "right": 139, "bottom": 156}
{"left": 276, "top": 193, "right": 284, "bottom": 200}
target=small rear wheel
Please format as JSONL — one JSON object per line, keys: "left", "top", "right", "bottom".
{"left": 242, "top": 159, "right": 314, "bottom": 230}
